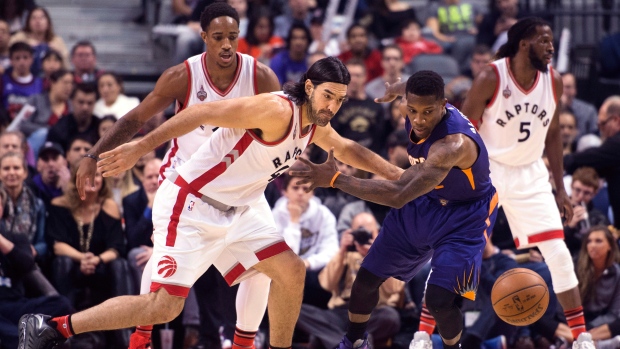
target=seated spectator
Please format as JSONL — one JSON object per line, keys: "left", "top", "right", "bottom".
{"left": 331, "top": 59, "right": 386, "bottom": 154}
{"left": 40, "top": 49, "right": 63, "bottom": 89}
{"left": 385, "top": 129, "right": 410, "bottom": 169}
{"left": 270, "top": 23, "right": 310, "bottom": 86}
{"left": 337, "top": 24, "right": 383, "bottom": 83}
{"left": 370, "top": 0, "right": 418, "bottom": 41}
{"left": 70, "top": 41, "right": 104, "bottom": 84}
{"left": 46, "top": 83, "right": 100, "bottom": 151}
{"left": 0, "top": 19, "right": 10, "bottom": 75}
{"left": 97, "top": 115, "right": 116, "bottom": 139}
{"left": 237, "top": 9, "right": 285, "bottom": 65}
{"left": 564, "top": 167, "right": 610, "bottom": 256}
{"left": 0, "top": 131, "right": 36, "bottom": 178}
{"left": 463, "top": 44, "right": 492, "bottom": 79}
{"left": 1, "top": 42, "right": 43, "bottom": 119}
{"left": 273, "top": 0, "right": 312, "bottom": 39}
{"left": 395, "top": 19, "right": 442, "bottom": 65}
{"left": 424, "top": 0, "right": 482, "bottom": 72}
{"left": 93, "top": 72, "right": 139, "bottom": 119}
{"left": 9, "top": 7, "right": 69, "bottom": 76}
{"left": 32, "top": 141, "right": 69, "bottom": 208}
{"left": 0, "top": 152, "right": 46, "bottom": 259}
{"left": 46, "top": 166, "right": 129, "bottom": 310}
{"left": 18, "top": 69, "right": 73, "bottom": 157}
{"left": 295, "top": 212, "right": 404, "bottom": 348}
{"left": 560, "top": 109, "right": 579, "bottom": 155}
{"left": 576, "top": 226, "right": 620, "bottom": 345}
{"left": 0, "top": 199, "right": 73, "bottom": 349}
{"left": 170, "top": 0, "right": 206, "bottom": 65}
{"left": 561, "top": 73, "right": 598, "bottom": 137}
{"left": 124, "top": 158, "right": 161, "bottom": 294}
{"left": 64, "top": 136, "right": 93, "bottom": 171}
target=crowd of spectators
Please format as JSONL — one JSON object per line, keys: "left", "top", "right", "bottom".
{"left": 0, "top": 0, "right": 619, "bottom": 349}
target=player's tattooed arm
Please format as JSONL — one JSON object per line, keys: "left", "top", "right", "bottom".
{"left": 293, "top": 134, "right": 477, "bottom": 208}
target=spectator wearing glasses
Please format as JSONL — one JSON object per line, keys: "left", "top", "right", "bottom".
{"left": 564, "top": 167, "right": 610, "bottom": 257}
{"left": 565, "top": 96, "right": 620, "bottom": 229}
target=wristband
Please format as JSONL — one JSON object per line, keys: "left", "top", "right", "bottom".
{"left": 83, "top": 154, "right": 99, "bottom": 161}
{"left": 330, "top": 171, "right": 342, "bottom": 188}
{"left": 97, "top": 255, "right": 103, "bottom": 264}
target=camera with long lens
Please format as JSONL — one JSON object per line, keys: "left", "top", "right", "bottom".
{"left": 347, "top": 227, "right": 373, "bottom": 251}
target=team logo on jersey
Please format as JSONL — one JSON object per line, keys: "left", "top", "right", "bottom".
{"left": 187, "top": 200, "right": 195, "bottom": 211}
{"left": 157, "top": 255, "right": 177, "bottom": 278}
{"left": 453, "top": 264, "right": 478, "bottom": 301}
{"left": 502, "top": 86, "right": 511, "bottom": 99}
{"left": 197, "top": 85, "right": 207, "bottom": 101}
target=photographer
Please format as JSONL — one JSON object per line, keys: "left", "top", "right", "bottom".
{"left": 564, "top": 167, "right": 609, "bottom": 257}
{"left": 294, "top": 212, "right": 404, "bottom": 349}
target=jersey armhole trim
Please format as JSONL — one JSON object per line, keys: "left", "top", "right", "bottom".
{"left": 486, "top": 64, "right": 501, "bottom": 108}
{"left": 179, "top": 60, "right": 192, "bottom": 112}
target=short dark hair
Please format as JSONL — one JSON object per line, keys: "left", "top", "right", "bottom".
{"left": 70, "top": 83, "right": 98, "bottom": 100}
{"left": 400, "top": 18, "right": 420, "bottom": 32}
{"left": 381, "top": 44, "right": 403, "bottom": 58}
{"left": 283, "top": 56, "right": 351, "bottom": 106}
{"left": 97, "top": 72, "right": 125, "bottom": 94}
{"left": 200, "top": 1, "right": 240, "bottom": 32}
{"left": 43, "top": 49, "right": 62, "bottom": 63}
{"left": 286, "top": 22, "right": 311, "bottom": 49}
{"left": 66, "top": 135, "right": 94, "bottom": 153}
{"left": 9, "top": 42, "right": 33, "bottom": 57}
{"left": 245, "top": 9, "right": 274, "bottom": 46}
{"left": 496, "top": 17, "right": 550, "bottom": 59}
{"left": 71, "top": 40, "right": 96, "bottom": 56}
{"left": 346, "top": 23, "right": 366, "bottom": 39}
{"left": 406, "top": 70, "right": 445, "bottom": 100}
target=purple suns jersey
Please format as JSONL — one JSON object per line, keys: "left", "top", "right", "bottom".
{"left": 405, "top": 103, "right": 493, "bottom": 204}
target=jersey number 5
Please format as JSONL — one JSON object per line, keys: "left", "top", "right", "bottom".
{"left": 268, "top": 165, "right": 290, "bottom": 182}
{"left": 518, "top": 122, "right": 531, "bottom": 142}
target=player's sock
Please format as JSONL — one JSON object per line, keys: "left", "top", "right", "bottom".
{"left": 346, "top": 321, "right": 369, "bottom": 343}
{"left": 50, "top": 315, "right": 74, "bottom": 338}
{"left": 135, "top": 325, "right": 153, "bottom": 338}
{"left": 233, "top": 327, "right": 256, "bottom": 349}
{"left": 419, "top": 304, "right": 436, "bottom": 335}
{"left": 565, "top": 306, "right": 586, "bottom": 339}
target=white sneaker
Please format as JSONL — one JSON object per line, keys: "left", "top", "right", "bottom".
{"left": 573, "top": 333, "right": 596, "bottom": 349}
{"left": 410, "top": 331, "right": 433, "bottom": 349}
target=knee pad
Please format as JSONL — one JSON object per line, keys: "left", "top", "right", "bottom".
{"left": 348, "top": 267, "right": 386, "bottom": 315}
{"left": 536, "top": 239, "right": 578, "bottom": 293}
{"left": 425, "top": 284, "right": 463, "bottom": 339}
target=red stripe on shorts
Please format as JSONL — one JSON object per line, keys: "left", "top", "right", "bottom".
{"left": 150, "top": 282, "right": 190, "bottom": 297}
{"left": 256, "top": 241, "right": 291, "bottom": 260}
{"left": 166, "top": 187, "right": 190, "bottom": 246}
{"left": 514, "top": 229, "right": 564, "bottom": 248}
{"left": 224, "top": 263, "right": 247, "bottom": 286}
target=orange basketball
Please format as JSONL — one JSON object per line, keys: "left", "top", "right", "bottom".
{"left": 491, "top": 268, "right": 549, "bottom": 326}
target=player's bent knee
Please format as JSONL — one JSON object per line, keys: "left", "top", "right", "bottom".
{"left": 536, "top": 239, "right": 578, "bottom": 293}
{"left": 255, "top": 250, "right": 305, "bottom": 285}
{"left": 148, "top": 288, "right": 186, "bottom": 323}
{"left": 425, "top": 284, "right": 458, "bottom": 315}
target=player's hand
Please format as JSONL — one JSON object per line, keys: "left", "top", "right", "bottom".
{"left": 374, "top": 78, "right": 402, "bottom": 104}
{"left": 76, "top": 156, "right": 98, "bottom": 200}
{"left": 98, "top": 141, "right": 145, "bottom": 178}
{"left": 290, "top": 148, "right": 339, "bottom": 191}
{"left": 556, "top": 191, "right": 574, "bottom": 225}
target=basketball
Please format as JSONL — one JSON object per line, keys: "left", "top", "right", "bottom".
{"left": 491, "top": 268, "right": 549, "bottom": 326}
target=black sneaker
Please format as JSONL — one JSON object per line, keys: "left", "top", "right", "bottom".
{"left": 18, "top": 314, "right": 66, "bottom": 349}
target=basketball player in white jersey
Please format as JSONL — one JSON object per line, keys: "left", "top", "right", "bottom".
{"left": 460, "top": 17, "right": 593, "bottom": 349}
{"left": 19, "top": 57, "right": 404, "bottom": 349}
{"left": 73, "top": 3, "right": 281, "bottom": 349}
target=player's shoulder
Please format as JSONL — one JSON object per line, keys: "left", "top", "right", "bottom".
{"left": 255, "top": 60, "right": 281, "bottom": 93}
{"left": 157, "top": 63, "right": 189, "bottom": 86}
{"left": 476, "top": 64, "right": 500, "bottom": 85}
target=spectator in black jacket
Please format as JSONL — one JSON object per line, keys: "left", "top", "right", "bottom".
{"left": 565, "top": 97, "right": 620, "bottom": 229}
{"left": 123, "top": 157, "right": 161, "bottom": 294}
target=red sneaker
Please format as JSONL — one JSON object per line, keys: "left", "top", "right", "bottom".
{"left": 128, "top": 331, "right": 152, "bottom": 349}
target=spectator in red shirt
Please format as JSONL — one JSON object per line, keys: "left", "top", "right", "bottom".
{"left": 338, "top": 24, "right": 383, "bottom": 82}
{"left": 395, "top": 19, "right": 442, "bottom": 64}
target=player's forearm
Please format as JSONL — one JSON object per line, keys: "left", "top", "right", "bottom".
{"left": 91, "top": 115, "right": 146, "bottom": 156}
{"left": 139, "top": 107, "right": 206, "bottom": 153}
{"left": 337, "top": 141, "right": 404, "bottom": 180}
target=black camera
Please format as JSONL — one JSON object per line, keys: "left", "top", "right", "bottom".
{"left": 346, "top": 228, "right": 373, "bottom": 251}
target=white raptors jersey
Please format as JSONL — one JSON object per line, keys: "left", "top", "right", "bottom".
{"left": 479, "top": 58, "right": 558, "bottom": 166}
{"left": 176, "top": 92, "right": 316, "bottom": 207}
{"left": 160, "top": 52, "right": 258, "bottom": 181}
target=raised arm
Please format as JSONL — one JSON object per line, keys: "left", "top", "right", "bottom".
{"left": 545, "top": 70, "right": 573, "bottom": 223}
{"left": 293, "top": 133, "right": 478, "bottom": 208}
{"left": 460, "top": 65, "right": 498, "bottom": 123}
{"left": 97, "top": 94, "right": 291, "bottom": 177}
{"left": 311, "top": 125, "right": 404, "bottom": 181}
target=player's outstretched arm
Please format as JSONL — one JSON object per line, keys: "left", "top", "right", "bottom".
{"left": 97, "top": 94, "right": 290, "bottom": 177}
{"left": 311, "top": 125, "right": 404, "bottom": 180}
{"left": 292, "top": 134, "right": 477, "bottom": 208}
{"left": 76, "top": 64, "right": 187, "bottom": 199}
{"left": 460, "top": 65, "right": 498, "bottom": 123}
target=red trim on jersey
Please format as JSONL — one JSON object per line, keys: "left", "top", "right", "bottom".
{"left": 550, "top": 65, "right": 559, "bottom": 104}
{"left": 159, "top": 138, "right": 179, "bottom": 183}
{"left": 203, "top": 52, "right": 243, "bottom": 97}
{"left": 248, "top": 95, "right": 294, "bottom": 146}
{"left": 486, "top": 64, "right": 501, "bottom": 108}
{"left": 189, "top": 132, "right": 255, "bottom": 189}
{"left": 256, "top": 241, "right": 291, "bottom": 260}
{"left": 253, "top": 58, "right": 258, "bottom": 95}
{"left": 166, "top": 185, "right": 190, "bottom": 246}
{"left": 307, "top": 125, "right": 317, "bottom": 144}
{"left": 224, "top": 263, "right": 246, "bottom": 285}
{"left": 514, "top": 229, "right": 564, "bottom": 248}
{"left": 150, "top": 282, "right": 190, "bottom": 298}
{"left": 506, "top": 57, "right": 540, "bottom": 95}
{"left": 178, "top": 60, "right": 192, "bottom": 112}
